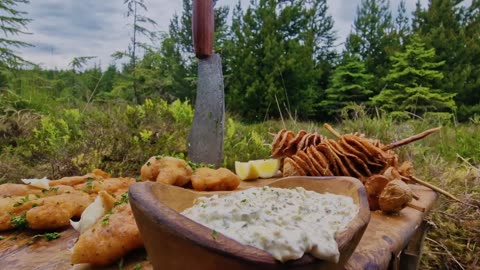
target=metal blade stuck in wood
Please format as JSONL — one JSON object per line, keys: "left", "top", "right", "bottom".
{"left": 187, "top": 53, "right": 225, "bottom": 167}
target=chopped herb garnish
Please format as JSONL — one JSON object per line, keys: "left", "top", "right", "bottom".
{"left": 212, "top": 230, "right": 218, "bottom": 240}
{"left": 0, "top": 236, "right": 4, "bottom": 240}
{"left": 155, "top": 155, "right": 163, "bottom": 160}
{"left": 102, "top": 211, "right": 112, "bottom": 226}
{"left": 146, "top": 161, "right": 151, "bottom": 166}
{"left": 35, "top": 194, "right": 41, "bottom": 198}
{"left": 241, "top": 199, "right": 247, "bottom": 203}
{"left": 13, "top": 196, "right": 30, "bottom": 207}
{"left": 133, "top": 263, "right": 142, "bottom": 270}
{"left": 28, "top": 232, "right": 61, "bottom": 244}
{"left": 83, "top": 177, "right": 95, "bottom": 193}
{"left": 201, "top": 204, "right": 207, "bottom": 208}
{"left": 11, "top": 213, "right": 28, "bottom": 228}
{"left": 114, "top": 192, "right": 129, "bottom": 206}
{"left": 50, "top": 187, "right": 59, "bottom": 193}
{"left": 31, "top": 203, "right": 38, "bottom": 208}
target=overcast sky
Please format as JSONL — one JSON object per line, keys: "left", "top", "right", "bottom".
{"left": 15, "top": 0, "right": 440, "bottom": 70}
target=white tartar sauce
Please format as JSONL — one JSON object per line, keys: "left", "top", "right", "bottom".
{"left": 181, "top": 186, "right": 358, "bottom": 263}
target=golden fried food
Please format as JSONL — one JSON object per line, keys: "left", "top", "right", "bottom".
{"left": 71, "top": 203, "right": 143, "bottom": 266}
{"left": 0, "top": 183, "right": 44, "bottom": 197}
{"left": 140, "top": 156, "right": 192, "bottom": 186}
{"left": 70, "top": 191, "right": 116, "bottom": 234}
{"left": 26, "top": 192, "right": 92, "bottom": 229}
{"left": 191, "top": 167, "right": 240, "bottom": 191}
{"left": 0, "top": 187, "right": 92, "bottom": 231}
{"left": 50, "top": 169, "right": 110, "bottom": 186}
{"left": 364, "top": 175, "right": 390, "bottom": 211}
{"left": 73, "top": 177, "right": 136, "bottom": 198}
{"left": 379, "top": 180, "right": 413, "bottom": 214}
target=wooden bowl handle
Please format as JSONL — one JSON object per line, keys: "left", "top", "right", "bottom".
{"left": 192, "top": 0, "right": 214, "bottom": 59}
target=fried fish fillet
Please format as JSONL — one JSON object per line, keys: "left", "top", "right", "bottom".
{"left": 71, "top": 203, "right": 143, "bottom": 266}
{"left": 140, "top": 156, "right": 192, "bottom": 186}
{"left": 50, "top": 169, "right": 110, "bottom": 186}
{"left": 73, "top": 177, "right": 136, "bottom": 198}
{"left": 0, "top": 187, "right": 92, "bottom": 231}
{"left": 191, "top": 167, "right": 240, "bottom": 191}
{"left": 0, "top": 183, "right": 45, "bottom": 197}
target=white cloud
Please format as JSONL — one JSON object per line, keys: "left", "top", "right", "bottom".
{"left": 15, "top": 0, "right": 471, "bottom": 69}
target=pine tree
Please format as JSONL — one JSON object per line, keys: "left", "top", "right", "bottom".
{"left": 158, "top": 0, "right": 229, "bottom": 102}
{"left": 226, "top": 0, "right": 336, "bottom": 120}
{"left": 0, "top": 0, "right": 32, "bottom": 69}
{"left": 113, "top": 0, "right": 157, "bottom": 104}
{"left": 320, "top": 54, "right": 373, "bottom": 116}
{"left": 345, "top": 0, "right": 395, "bottom": 94}
{"left": 412, "top": 0, "right": 472, "bottom": 114}
{"left": 371, "top": 35, "right": 456, "bottom": 116}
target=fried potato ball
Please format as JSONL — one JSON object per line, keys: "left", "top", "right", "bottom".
{"left": 191, "top": 167, "right": 240, "bottom": 191}
{"left": 140, "top": 156, "right": 192, "bottom": 186}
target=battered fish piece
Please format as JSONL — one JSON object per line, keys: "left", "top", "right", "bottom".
{"left": 140, "top": 156, "right": 192, "bottom": 186}
{"left": 0, "top": 183, "right": 45, "bottom": 197}
{"left": 191, "top": 167, "right": 240, "bottom": 191}
{"left": 50, "top": 169, "right": 110, "bottom": 186}
{"left": 0, "top": 187, "right": 92, "bottom": 231}
{"left": 73, "top": 177, "right": 136, "bottom": 198}
{"left": 26, "top": 192, "right": 92, "bottom": 229}
{"left": 71, "top": 203, "right": 143, "bottom": 266}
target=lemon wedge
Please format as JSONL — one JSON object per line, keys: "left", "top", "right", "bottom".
{"left": 249, "top": 159, "right": 281, "bottom": 178}
{"left": 235, "top": 161, "right": 260, "bottom": 181}
{"left": 235, "top": 159, "right": 281, "bottom": 180}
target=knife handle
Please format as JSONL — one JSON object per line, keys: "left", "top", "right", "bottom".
{"left": 192, "top": 0, "right": 214, "bottom": 59}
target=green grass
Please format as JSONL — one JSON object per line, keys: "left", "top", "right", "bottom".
{"left": 0, "top": 97, "right": 478, "bottom": 269}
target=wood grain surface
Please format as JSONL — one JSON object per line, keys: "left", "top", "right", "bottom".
{"left": 130, "top": 176, "right": 370, "bottom": 270}
{"left": 0, "top": 179, "right": 437, "bottom": 270}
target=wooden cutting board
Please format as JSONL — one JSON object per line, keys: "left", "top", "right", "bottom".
{"left": 0, "top": 180, "right": 437, "bottom": 270}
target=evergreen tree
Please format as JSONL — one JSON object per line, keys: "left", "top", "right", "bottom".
{"left": 345, "top": 0, "right": 395, "bottom": 94}
{"left": 113, "top": 0, "right": 157, "bottom": 104}
{"left": 226, "top": 0, "right": 336, "bottom": 120}
{"left": 158, "top": 0, "right": 229, "bottom": 102}
{"left": 457, "top": 0, "right": 480, "bottom": 119}
{"left": 371, "top": 35, "right": 456, "bottom": 116}
{"left": 0, "top": 0, "right": 32, "bottom": 69}
{"left": 412, "top": 0, "right": 474, "bottom": 114}
{"left": 394, "top": 0, "right": 410, "bottom": 46}
{"left": 320, "top": 54, "right": 373, "bottom": 116}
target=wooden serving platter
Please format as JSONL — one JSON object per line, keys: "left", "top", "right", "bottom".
{"left": 0, "top": 178, "right": 438, "bottom": 270}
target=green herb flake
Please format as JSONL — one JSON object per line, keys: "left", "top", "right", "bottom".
{"left": 11, "top": 213, "right": 28, "bottom": 229}
{"left": 212, "top": 230, "right": 218, "bottom": 240}
{"left": 50, "top": 187, "right": 59, "bottom": 193}
{"left": 241, "top": 199, "right": 247, "bottom": 203}
{"left": 102, "top": 211, "right": 112, "bottom": 226}
{"left": 34, "top": 194, "right": 41, "bottom": 198}
{"left": 155, "top": 155, "right": 162, "bottom": 160}
{"left": 146, "top": 161, "right": 151, "bottom": 166}
{"left": 0, "top": 236, "right": 4, "bottom": 240}
{"left": 28, "top": 232, "right": 61, "bottom": 245}
{"left": 114, "top": 192, "right": 129, "bottom": 206}
{"left": 85, "top": 177, "right": 95, "bottom": 191}
{"left": 133, "top": 263, "right": 142, "bottom": 270}
{"left": 31, "top": 203, "right": 38, "bottom": 208}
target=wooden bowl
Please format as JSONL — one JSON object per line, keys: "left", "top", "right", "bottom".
{"left": 129, "top": 176, "right": 370, "bottom": 270}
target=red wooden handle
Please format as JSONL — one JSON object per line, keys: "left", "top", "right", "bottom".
{"left": 192, "top": 0, "right": 214, "bottom": 59}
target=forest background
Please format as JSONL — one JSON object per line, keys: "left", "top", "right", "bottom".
{"left": 0, "top": 0, "right": 479, "bottom": 269}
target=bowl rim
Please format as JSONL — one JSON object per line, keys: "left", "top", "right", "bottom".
{"left": 129, "top": 176, "right": 371, "bottom": 266}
